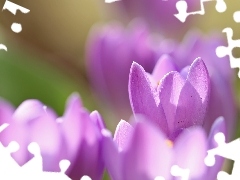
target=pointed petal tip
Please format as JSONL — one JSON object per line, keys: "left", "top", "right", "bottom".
{"left": 114, "top": 119, "right": 132, "bottom": 136}
{"left": 90, "top": 110, "right": 106, "bottom": 130}
{"left": 130, "top": 62, "right": 145, "bottom": 80}
{"left": 130, "top": 61, "right": 141, "bottom": 70}
{"left": 119, "top": 119, "right": 129, "bottom": 125}
{"left": 67, "top": 92, "right": 82, "bottom": 105}
{"left": 114, "top": 119, "right": 133, "bottom": 150}
{"left": 159, "top": 70, "right": 181, "bottom": 86}
{"left": 215, "top": 116, "right": 225, "bottom": 122}
{"left": 152, "top": 55, "right": 176, "bottom": 81}
{"left": 90, "top": 110, "right": 102, "bottom": 119}
{"left": 65, "top": 92, "right": 83, "bottom": 114}
{"left": 187, "top": 56, "right": 210, "bottom": 102}
{"left": 189, "top": 57, "right": 208, "bottom": 73}
{"left": 210, "top": 116, "right": 226, "bottom": 136}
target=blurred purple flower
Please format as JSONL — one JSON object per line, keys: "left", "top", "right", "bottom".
{"left": 111, "top": 0, "right": 199, "bottom": 35}
{"left": 87, "top": 25, "right": 236, "bottom": 138}
{"left": 129, "top": 58, "right": 210, "bottom": 140}
{"left": 0, "top": 94, "right": 105, "bottom": 180}
{"left": 102, "top": 116, "right": 226, "bottom": 180}
{"left": 170, "top": 31, "right": 236, "bottom": 139}
{"left": 86, "top": 21, "right": 174, "bottom": 118}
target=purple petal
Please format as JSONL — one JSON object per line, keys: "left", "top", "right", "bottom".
{"left": 27, "top": 109, "right": 61, "bottom": 171}
{"left": 13, "top": 100, "right": 49, "bottom": 123}
{"left": 174, "top": 81, "right": 204, "bottom": 136}
{"left": 86, "top": 25, "right": 114, "bottom": 102}
{"left": 173, "top": 58, "right": 210, "bottom": 137}
{"left": 187, "top": 57, "right": 210, "bottom": 110}
{"left": 180, "top": 66, "right": 190, "bottom": 79}
{"left": 123, "top": 121, "right": 173, "bottom": 180}
{"left": 2, "top": 99, "right": 60, "bottom": 168}
{"left": 60, "top": 93, "right": 83, "bottom": 160}
{"left": 113, "top": 120, "right": 133, "bottom": 151}
{"left": 68, "top": 111, "right": 103, "bottom": 180}
{"left": 90, "top": 110, "right": 106, "bottom": 131}
{"left": 204, "top": 74, "right": 236, "bottom": 139}
{"left": 102, "top": 129, "right": 122, "bottom": 180}
{"left": 202, "top": 117, "right": 226, "bottom": 180}
{"left": 159, "top": 71, "right": 185, "bottom": 137}
{"left": 152, "top": 55, "right": 177, "bottom": 82}
{"left": 0, "top": 121, "right": 28, "bottom": 166}
{"left": 174, "top": 126, "right": 207, "bottom": 178}
{"left": 129, "top": 62, "right": 168, "bottom": 134}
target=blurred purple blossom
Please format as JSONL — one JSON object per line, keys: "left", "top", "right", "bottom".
{"left": 170, "top": 30, "right": 236, "bottom": 139}
{"left": 87, "top": 25, "right": 236, "bottom": 138}
{"left": 0, "top": 94, "right": 105, "bottom": 180}
{"left": 110, "top": 0, "right": 199, "bottom": 35}
{"left": 86, "top": 20, "right": 174, "bottom": 118}
{"left": 102, "top": 116, "right": 226, "bottom": 180}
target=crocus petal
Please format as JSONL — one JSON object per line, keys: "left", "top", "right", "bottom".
{"left": 86, "top": 25, "right": 116, "bottom": 102}
{"left": 152, "top": 55, "right": 177, "bottom": 82}
{"left": 1, "top": 99, "right": 60, "bottom": 168}
{"left": 102, "top": 129, "right": 122, "bottom": 180}
{"left": 174, "top": 126, "right": 207, "bottom": 178}
{"left": 12, "top": 100, "right": 48, "bottom": 123}
{"left": 68, "top": 111, "right": 103, "bottom": 180}
{"left": 173, "top": 58, "right": 210, "bottom": 137}
{"left": 204, "top": 74, "right": 236, "bottom": 139}
{"left": 202, "top": 117, "right": 226, "bottom": 180}
{"left": 187, "top": 58, "right": 210, "bottom": 105}
{"left": 60, "top": 93, "right": 83, "bottom": 160}
{"left": 180, "top": 66, "right": 189, "bottom": 79}
{"left": 0, "top": 121, "right": 28, "bottom": 166}
{"left": 90, "top": 110, "right": 106, "bottom": 131}
{"left": 27, "top": 108, "right": 61, "bottom": 171}
{"left": 113, "top": 119, "right": 133, "bottom": 151}
{"left": 159, "top": 71, "right": 185, "bottom": 138}
{"left": 174, "top": 81, "right": 203, "bottom": 135}
{"left": 129, "top": 62, "right": 168, "bottom": 134}
{"left": 123, "top": 121, "right": 173, "bottom": 180}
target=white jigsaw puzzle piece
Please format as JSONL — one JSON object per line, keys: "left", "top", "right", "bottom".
{"left": 2, "top": 0, "right": 30, "bottom": 33}
{"left": 2, "top": 0, "right": 30, "bottom": 15}
{"left": 205, "top": 132, "right": 240, "bottom": 180}
{"left": 21, "top": 142, "right": 43, "bottom": 173}
{"left": 154, "top": 176, "right": 166, "bottom": 180}
{"left": 0, "top": 125, "right": 73, "bottom": 180}
{"left": 215, "top": 27, "right": 240, "bottom": 78}
{"left": 80, "top": 175, "right": 93, "bottom": 180}
{"left": 171, "top": 165, "right": 190, "bottom": 180}
{"left": 174, "top": 0, "right": 227, "bottom": 22}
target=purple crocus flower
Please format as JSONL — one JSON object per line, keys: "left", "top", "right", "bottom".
{"left": 87, "top": 24, "right": 236, "bottom": 139}
{"left": 0, "top": 93, "right": 104, "bottom": 180}
{"left": 86, "top": 20, "right": 174, "bottom": 118}
{"left": 129, "top": 57, "right": 210, "bottom": 140}
{"left": 109, "top": 0, "right": 199, "bottom": 35}
{"left": 102, "top": 116, "right": 226, "bottom": 180}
